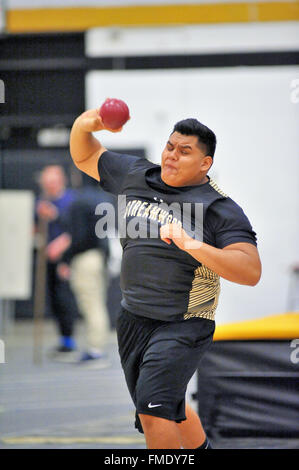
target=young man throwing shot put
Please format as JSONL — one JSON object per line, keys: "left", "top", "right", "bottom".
{"left": 69, "top": 108, "right": 261, "bottom": 449}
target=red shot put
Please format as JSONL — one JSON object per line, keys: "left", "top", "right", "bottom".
{"left": 99, "top": 98, "right": 130, "bottom": 130}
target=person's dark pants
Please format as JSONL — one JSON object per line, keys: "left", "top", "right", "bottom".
{"left": 117, "top": 308, "right": 215, "bottom": 433}
{"left": 47, "top": 262, "right": 79, "bottom": 338}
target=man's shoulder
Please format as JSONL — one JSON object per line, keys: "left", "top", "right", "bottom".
{"left": 207, "top": 178, "right": 229, "bottom": 199}
{"left": 203, "top": 180, "right": 247, "bottom": 217}
{"left": 189, "top": 178, "right": 229, "bottom": 206}
{"left": 207, "top": 186, "right": 251, "bottom": 224}
{"left": 129, "top": 156, "right": 156, "bottom": 171}
{"left": 101, "top": 150, "right": 154, "bottom": 171}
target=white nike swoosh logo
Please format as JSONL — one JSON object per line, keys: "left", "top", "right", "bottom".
{"left": 148, "top": 403, "right": 162, "bottom": 408}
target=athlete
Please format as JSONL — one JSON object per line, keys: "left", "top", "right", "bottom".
{"left": 69, "top": 108, "right": 261, "bottom": 449}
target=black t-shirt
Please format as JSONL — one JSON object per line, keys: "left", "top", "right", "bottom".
{"left": 98, "top": 151, "right": 257, "bottom": 322}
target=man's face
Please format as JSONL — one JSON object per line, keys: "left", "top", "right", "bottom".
{"left": 161, "top": 132, "right": 212, "bottom": 187}
{"left": 40, "top": 166, "right": 66, "bottom": 198}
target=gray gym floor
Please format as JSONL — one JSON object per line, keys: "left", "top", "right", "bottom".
{"left": 0, "top": 319, "right": 147, "bottom": 449}
{"left": 0, "top": 320, "right": 298, "bottom": 450}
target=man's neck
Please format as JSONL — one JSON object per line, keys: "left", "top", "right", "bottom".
{"left": 186, "top": 174, "right": 209, "bottom": 187}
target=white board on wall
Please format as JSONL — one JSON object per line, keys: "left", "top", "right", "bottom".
{"left": 86, "top": 22, "right": 299, "bottom": 57}
{"left": 86, "top": 66, "right": 299, "bottom": 324}
{"left": 0, "top": 190, "right": 34, "bottom": 299}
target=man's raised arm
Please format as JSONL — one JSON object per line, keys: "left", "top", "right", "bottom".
{"left": 70, "top": 109, "right": 122, "bottom": 181}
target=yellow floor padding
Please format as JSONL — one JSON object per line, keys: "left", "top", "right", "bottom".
{"left": 214, "top": 312, "right": 299, "bottom": 341}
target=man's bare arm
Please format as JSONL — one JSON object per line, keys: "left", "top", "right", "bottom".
{"left": 69, "top": 109, "right": 122, "bottom": 181}
{"left": 160, "top": 223, "right": 262, "bottom": 286}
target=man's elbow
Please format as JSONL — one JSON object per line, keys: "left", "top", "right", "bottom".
{"left": 247, "top": 265, "right": 262, "bottom": 286}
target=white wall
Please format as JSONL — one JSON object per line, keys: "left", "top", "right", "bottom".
{"left": 0, "top": 191, "right": 34, "bottom": 299}
{"left": 86, "top": 65, "right": 299, "bottom": 324}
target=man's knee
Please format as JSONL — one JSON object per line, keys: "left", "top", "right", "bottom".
{"left": 138, "top": 413, "right": 169, "bottom": 432}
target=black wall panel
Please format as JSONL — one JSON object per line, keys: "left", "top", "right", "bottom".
{"left": 0, "top": 70, "right": 84, "bottom": 120}
{"left": 0, "top": 32, "right": 84, "bottom": 60}
{"left": 0, "top": 32, "right": 85, "bottom": 139}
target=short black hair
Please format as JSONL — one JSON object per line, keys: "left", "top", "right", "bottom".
{"left": 172, "top": 118, "right": 216, "bottom": 158}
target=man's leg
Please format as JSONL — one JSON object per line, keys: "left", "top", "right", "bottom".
{"left": 138, "top": 414, "right": 181, "bottom": 449}
{"left": 136, "top": 319, "right": 214, "bottom": 450}
{"left": 70, "top": 250, "right": 110, "bottom": 353}
{"left": 53, "top": 263, "right": 79, "bottom": 345}
{"left": 176, "top": 403, "right": 206, "bottom": 449}
{"left": 139, "top": 403, "right": 207, "bottom": 449}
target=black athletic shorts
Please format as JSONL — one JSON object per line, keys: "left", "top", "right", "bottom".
{"left": 116, "top": 307, "right": 215, "bottom": 433}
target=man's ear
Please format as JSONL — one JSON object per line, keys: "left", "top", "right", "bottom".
{"left": 202, "top": 156, "right": 213, "bottom": 171}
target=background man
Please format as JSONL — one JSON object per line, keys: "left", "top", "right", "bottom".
{"left": 49, "top": 176, "right": 112, "bottom": 365}
{"left": 36, "top": 165, "right": 79, "bottom": 359}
